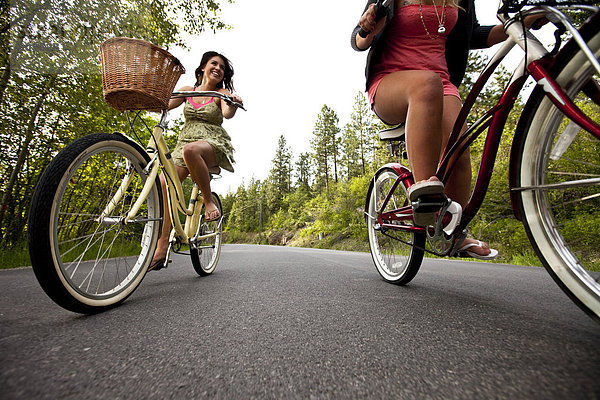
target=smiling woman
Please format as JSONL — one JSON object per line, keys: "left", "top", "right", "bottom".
{"left": 149, "top": 51, "right": 244, "bottom": 271}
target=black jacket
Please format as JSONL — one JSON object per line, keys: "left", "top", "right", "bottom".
{"left": 351, "top": 0, "right": 494, "bottom": 89}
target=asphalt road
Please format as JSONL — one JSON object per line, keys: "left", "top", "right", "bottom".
{"left": 1, "top": 244, "right": 599, "bottom": 399}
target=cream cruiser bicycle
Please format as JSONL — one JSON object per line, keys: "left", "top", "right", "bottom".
{"left": 27, "top": 38, "right": 244, "bottom": 313}
{"left": 365, "top": 0, "right": 600, "bottom": 321}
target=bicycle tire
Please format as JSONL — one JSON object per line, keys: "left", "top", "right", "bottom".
{"left": 28, "top": 133, "right": 162, "bottom": 313}
{"left": 366, "top": 167, "right": 425, "bottom": 284}
{"left": 514, "top": 17, "right": 600, "bottom": 321}
{"left": 190, "top": 192, "right": 222, "bottom": 276}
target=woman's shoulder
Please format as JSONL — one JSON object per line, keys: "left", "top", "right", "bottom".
{"left": 178, "top": 85, "right": 195, "bottom": 91}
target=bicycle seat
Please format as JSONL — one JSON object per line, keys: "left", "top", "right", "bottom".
{"left": 378, "top": 124, "right": 405, "bottom": 142}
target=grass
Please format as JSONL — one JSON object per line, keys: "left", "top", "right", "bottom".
{"left": 0, "top": 235, "right": 560, "bottom": 270}
{"left": 1, "top": 239, "right": 145, "bottom": 269}
{"left": 2, "top": 243, "right": 31, "bottom": 269}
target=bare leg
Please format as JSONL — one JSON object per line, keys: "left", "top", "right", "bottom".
{"left": 152, "top": 166, "right": 189, "bottom": 262}
{"left": 374, "top": 74, "right": 492, "bottom": 257}
{"left": 182, "top": 140, "right": 221, "bottom": 221}
{"left": 151, "top": 140, "right": 221, "bottom": 266}
{"left": 441, "top": 96, "right": 491, "bottom": 257}
{"left": 440, "top": 95, "right": 471, "bottom": 207}
{"left": 374, "top": 70, "right": 444, "bottom": 182}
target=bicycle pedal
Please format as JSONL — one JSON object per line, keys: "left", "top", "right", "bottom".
{"left": 412, "top": 194, "right": 449, "bottom": 227}
{"left": 412, "top": 211, "right": 437, "bottom": 226}
{"left": 411, "top": 194, "right": 448, "bottom": 213}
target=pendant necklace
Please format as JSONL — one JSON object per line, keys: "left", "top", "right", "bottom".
{"left": 419, "top": 0, "right": 447, "bottom": 39}
{"left": 434, "top": 0, "right": 447, "bottom": 34}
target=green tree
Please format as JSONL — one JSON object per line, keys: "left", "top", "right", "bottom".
{"left": 342, "top": 92, "right": 376, "bottom": 178}
{"left": 310, "top": 105, "right": 340, "bottom": 191}
{"left": 294, "top": 152, "right": 312, "bottom": 190}
{"left": 226, "top": 178, "right": 263, "bottom": 233}
{"left": 0, "top": 0, "right": 232, "bottom": 247}
{"left": 266, "top": 135, "right": 293, "bottom": 213}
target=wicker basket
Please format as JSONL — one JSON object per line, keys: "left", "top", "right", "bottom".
{"left": 100, "top": 37, "right": 186, "bottom": 112}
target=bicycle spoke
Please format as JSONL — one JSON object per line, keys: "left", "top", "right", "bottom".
{"left": 514, "top": 177, "right": 600, "bottom": 191}
{"left": 367, "top": 168, "right": 424, "bottom": 284}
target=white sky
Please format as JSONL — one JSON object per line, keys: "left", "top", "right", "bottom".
{"left": 168, "top": 0, "right": 517, "bottom": 194}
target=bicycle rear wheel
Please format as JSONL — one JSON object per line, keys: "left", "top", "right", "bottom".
{"left": 366, "top": 167, "right": 425, "bottom": 284}
{"left": 191, "top": 193, "right": 222, "bottom": 276}
{"left": 28, "top": 133, "right": 162, "bottom": 313}
{"left": 515, "top": 20, "right": 600, "bottom": 321}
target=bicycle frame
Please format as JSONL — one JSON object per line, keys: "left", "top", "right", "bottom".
{"left": 97, "top": 109, "right": 218, "bottom": 247}
{"left": 373, "top": 5, "right": 600, "bottom": 245}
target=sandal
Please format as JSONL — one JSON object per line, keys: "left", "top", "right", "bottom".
{"left": 148, "top": 258, "right": 167, "bottom": 272}
{"left": 457, "top": 240, "right": 499, "bottom": 260}
{"left": 205, "top": 209, "right": 221, "bottom": 222}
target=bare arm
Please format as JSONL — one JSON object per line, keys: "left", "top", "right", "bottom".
{"left": 168, "top": 85, "right": 193, "bottom": 110}
{"left": 218, "top": 89, "right": 243, "bottom": 119}
{"left": 353, "top": 2, "right": 387, "bottom": 51}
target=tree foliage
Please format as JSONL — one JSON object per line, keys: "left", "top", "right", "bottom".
{"left": 310, "top": 105, "right": 340, "bottom": 192}
{"left": 0, "top": 0, "right": 231, "bottom": 247}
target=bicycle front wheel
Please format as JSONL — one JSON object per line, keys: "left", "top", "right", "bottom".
{"left": 515, "top": 19, "right": 600, "bottom": 321}
{"left": 191, "top": 192, "right": 222, "bottom": 276}
{"left": 366, "top": 167, "right": 425, "bottom": 284}
{"left": 28, "top": 133, "right": 162, "bottom": 313}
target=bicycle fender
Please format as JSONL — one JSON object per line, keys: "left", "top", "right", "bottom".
{"left": 110, "top": 131, "right": 150, "bottom": 159}
{"left": 364, "top": 163, "right": 413, "bottom": 224}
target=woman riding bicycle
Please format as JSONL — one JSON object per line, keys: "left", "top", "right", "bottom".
{"left": 352, "top": 0, "right": 543, "bottom": 259}
{"left": 150, "top": 51, "right": 243, "bottom": 271}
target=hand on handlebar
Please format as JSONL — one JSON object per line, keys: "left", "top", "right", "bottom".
{"left": 358, "top": 0, "right": 388, "bottom": 38}
{"left": 524, "top": 13, "right": 548, "bottom": 30}
{"left": 226, "top": 93, "right": 244, "bottom": 109}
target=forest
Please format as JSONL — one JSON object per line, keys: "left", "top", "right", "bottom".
{"left": 2, "top": 1, "right": 598, "bottom": 268}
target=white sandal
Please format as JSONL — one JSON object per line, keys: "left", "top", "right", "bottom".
{"left": 457, "top": 240, "right": 499, "bottom": 260}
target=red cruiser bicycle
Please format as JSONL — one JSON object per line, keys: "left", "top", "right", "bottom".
{"left": 365, "top": 0, "right": 600, "bottom": 321}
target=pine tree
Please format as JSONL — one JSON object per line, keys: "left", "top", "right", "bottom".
{"left": 264, "top": 135, "right": 292, "bottom": 214}
{"left": 344, "top": 92, "right": 376, "bottom": 177}
{"left": 294, "top": 152, "right": 312, "bottom": 190}
{"left": 310, "top": 105, "right": 340, "bottom": 191}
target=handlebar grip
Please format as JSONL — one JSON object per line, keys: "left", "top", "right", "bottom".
{"left": 226, "top": 98, "right": 246, "bottom": 111}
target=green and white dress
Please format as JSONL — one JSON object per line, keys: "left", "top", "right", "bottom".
{"left": 171, "top": 97, "right": 235, "bottom": 172}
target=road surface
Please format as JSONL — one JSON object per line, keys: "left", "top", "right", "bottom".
{"left": 1, "top": 244, "right": 599, "bottom": 399}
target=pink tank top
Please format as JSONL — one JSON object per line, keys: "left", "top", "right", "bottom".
{"left": 187, "top": 87, "right": 215, "bottom": 109}
{"left": 368, "top": 4, "right": 460, "bottom": 104}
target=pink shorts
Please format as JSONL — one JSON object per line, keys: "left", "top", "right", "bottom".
{"left": 367, "top": 73, "right": 461, "bottom": 108}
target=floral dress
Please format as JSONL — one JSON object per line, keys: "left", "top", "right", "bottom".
{"left": 171, "top": 97, "right": 235, "bottom": 172}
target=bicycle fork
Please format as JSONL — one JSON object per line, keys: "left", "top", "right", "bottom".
{"left": 97, "top": 157, "right": 161, "bottom": 225}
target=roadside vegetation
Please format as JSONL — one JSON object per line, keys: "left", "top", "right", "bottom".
{"left": 3, "top": 4, "right": 596, "bottom": 269}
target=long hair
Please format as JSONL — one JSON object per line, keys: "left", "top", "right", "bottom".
{"left": 194, "top": 51, "right": 235, "bottom": 92}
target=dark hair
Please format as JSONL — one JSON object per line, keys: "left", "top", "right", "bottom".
{"left": 194, "top": 51, "right": 235, "bottom": 92}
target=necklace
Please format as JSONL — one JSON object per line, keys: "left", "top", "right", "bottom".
{"left": 419, "top": 0, "right": 447, "bottom": 39}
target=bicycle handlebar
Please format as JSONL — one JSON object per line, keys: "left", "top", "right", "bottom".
{"left": 171, "top": 90, "right": 246, "bottom": 111}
